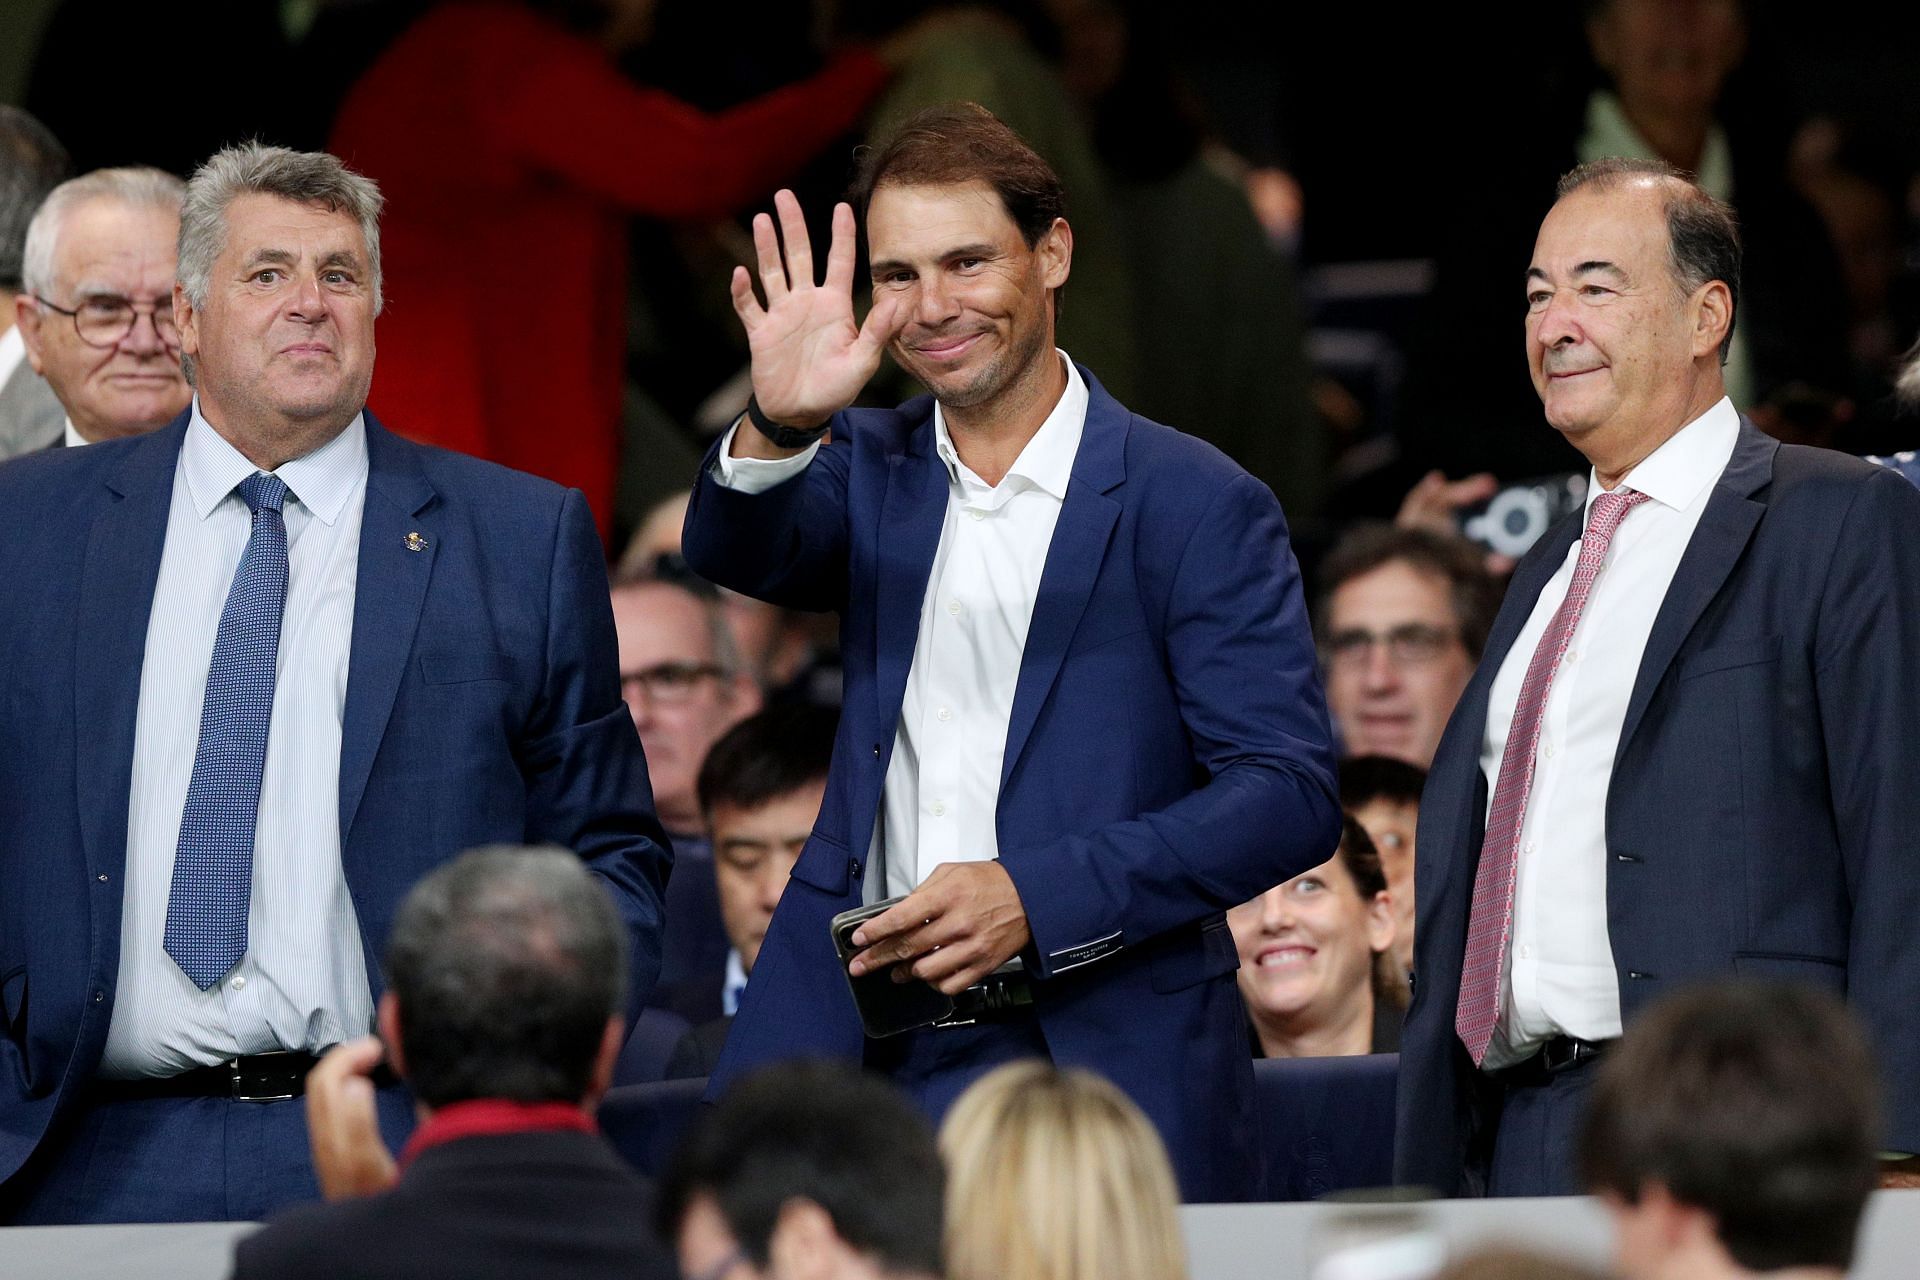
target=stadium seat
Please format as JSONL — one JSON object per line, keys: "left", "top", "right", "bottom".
{"left": 613, "top": 1006, "right": 694, "bottom": 1086}
{"left": 1254, "top": 1053, "right": 1397, "bottom": 1199}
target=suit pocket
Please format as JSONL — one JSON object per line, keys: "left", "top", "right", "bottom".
{"left": 1681, "top": 636, "right": 1781, "bottom": 680}
{"left": 1732, "top": 952, "right": 1846, "bottom": 994}
{"left": 417, "top": 650, "right": 519, "bottom": 685}
{"left": 1148, "top": 916, "right": 1239, "bottom": 994}
{"left": 788, "top": 829, "right": 854, "bottom": 896}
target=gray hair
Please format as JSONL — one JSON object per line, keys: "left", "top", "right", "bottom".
{"left": 385, "top": 845, "right": 627, "bottom": 1108}
{"left": 21, "top": 167, "right": 186, "bottom": 299}
{"left": 611, "top": 572, "right": 745, "bottom": 677}
{"left": 0, "top": 106, "right": 70, "bottom": 292}
{"left": 177, "top": 142, "right": 384, "bottom": 314}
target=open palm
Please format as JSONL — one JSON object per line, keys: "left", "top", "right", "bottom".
{"left": 730, "top": 190, "right": 905, "bottom": 429}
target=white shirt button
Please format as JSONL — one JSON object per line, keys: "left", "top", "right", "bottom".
{"left": 937, "top": 707, "right": 952, "bottom": 722}
{"left": 1518, "top": 944, "right": 1532, "bottom": 961}
{"left": 969, "top": 509, "right": 985, "bottom": 522}
{"left": 1524, "top": 839, "right": 1537, "bottom": 855}
{"left": 1544, "top": 741, "right": 1557, "bottom": 759}
{"left": 229, "top": 975, "right": 247, "bottom": 991}
{"left": 930, "top": 801, "right": 947, "bottom": 818}
{"left": 947, "top": 600, "right": 962, "bottom": 616}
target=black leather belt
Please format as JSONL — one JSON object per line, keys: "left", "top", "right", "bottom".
{"left": 933, "top": 969, "right": 1036, "bottom": 1028}
{"left": 93, "top": 1051, "right": 336, "bottom": 1103}
{"left": 1490, "top": 1035, "right": 1613, "bottom": 1086}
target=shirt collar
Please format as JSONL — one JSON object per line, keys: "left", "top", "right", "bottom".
{"left": 931, "top": 350, "right": 1087, "bottom": 501}
{"left": 63, "top": 418, "right": 85, "bottom": 448}
{"left": 1585, "top": 396, "right": 1740, "bottom": 517}
{"left": 397, "top": 1099, "right": 598, "bottom": 1171}
{"left": 723, "top": 948, "right": 749, "bottom": 1018}
{"left": 182, "top": 395, "right": 368, "bottom": 524}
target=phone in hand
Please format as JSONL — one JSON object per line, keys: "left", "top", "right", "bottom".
{"left": 830, "top": 897, "right": 956, "bottom": 1038}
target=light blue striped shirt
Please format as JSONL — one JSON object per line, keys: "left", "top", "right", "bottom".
{"left": 100, "top": 400, "right": 374, "bottom": 1078}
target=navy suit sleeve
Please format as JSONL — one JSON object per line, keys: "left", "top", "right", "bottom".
{"left": 525, "top": 488, "right": 673, "bottom": 1016}
{"left": 1814, "top": 467, "right": 1920, "bottom": 1151}
{"left": 680, "top": 431, "right": 851, "bottom": 613}
{"left": 1003, "top": 472, "right": 1342, "bottom": 975}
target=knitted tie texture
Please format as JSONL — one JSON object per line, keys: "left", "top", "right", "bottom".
{"left": 164, "top": 472, "right": 290, "bottom": 990}
{"left": 1455, "top": 487, "right": 1650, "bottom": 1065}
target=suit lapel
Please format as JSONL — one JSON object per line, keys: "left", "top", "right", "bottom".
{"left": 74, "top": 417, "right": 188, "bottom": 887}
{"left": 871, "top": 407, "right": 950, "bottom": 743}
{"left": 338, "top": 414, "right": 439, "bottom": 842}
{"left": 999, "top": 369, "right": 1126, "bottom": 790}
{"left": 1615, "top": 420, "right": 1774, "bottom": 761}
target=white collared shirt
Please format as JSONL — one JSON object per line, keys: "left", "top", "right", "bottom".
{"left": 712, "top": 352, "right": 1088, "bottom": 899}
{"left": 100, "top": 399, "right": 375, "bottom": 1078}
{"left": 1478, "top": 397, "right": 1740, "bottom": 1069}
{"left": 62, "top": 418, "right": 85, "bottom": 448}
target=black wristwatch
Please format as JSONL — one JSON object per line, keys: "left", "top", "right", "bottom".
{"left": 746, "top": 396, "right": 830, "bottom": 450}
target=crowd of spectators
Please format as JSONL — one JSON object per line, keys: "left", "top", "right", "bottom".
{"left": 3, "top": 1, "right": 1920, "bottom": 1276}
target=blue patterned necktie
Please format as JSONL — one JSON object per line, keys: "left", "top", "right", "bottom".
{"left": 164, "top": 471, "right": 291, "bottom": 990}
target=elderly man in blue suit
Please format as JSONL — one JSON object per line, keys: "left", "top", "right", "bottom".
{"left": 681, "top": 103, "right": 1339, "bottom": 1202}
{"left": 0, "top": 144, "right": 670, "bottom": 1224}
{"left": 1396, "top": 157, "right": 1920, "bottom": 1198}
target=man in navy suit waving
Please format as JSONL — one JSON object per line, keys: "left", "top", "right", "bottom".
{"left": 0, "top": 144, "right": 670, "bottom": 1223}
{"left": 682, "top": 103, "right": 1339, "bottom": 1202}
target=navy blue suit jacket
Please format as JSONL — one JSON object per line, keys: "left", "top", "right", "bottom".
{"left": 682, "top": 368, "right": 1340, "bottom": 1202}
{"left": 1396, "top": 421, "right": 1920, "bottom": 1194}
{"left": 0, "top": 411, "right": 671, "bottom": 1189}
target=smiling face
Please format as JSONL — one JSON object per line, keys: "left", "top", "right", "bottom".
{"left": 1229, "top": 853, "right": 1394, "bottom": 1046}
{"left": 865, "top": 180, "right": 1070, "bottom": 417}
{"left": 1525, "top": 181, "right": 1727, "bottom": 469}
{"left": 18, "top": 196, "right": 188, "bottom": 441}
{"left": 176, "top": 192, "right": 375, "bottom": 464}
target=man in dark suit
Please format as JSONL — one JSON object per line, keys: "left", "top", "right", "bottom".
{"left": 235, "top": 846, "right": 675, "bottom": 1280}
{"left": 664, "top": 704, "right": 837, "bottom": 1078}
{"left": 0, "top": 144, "right": 669, "bottom": 1223}
{"left": 1396, "top": 157, "right": 1920, "bottom": 1197}
{"left": 681, "top": 104, "right": 1339, "bottom": 1201}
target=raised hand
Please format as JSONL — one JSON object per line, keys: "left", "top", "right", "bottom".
{"left": 730, "top": 190, "right": 905, "bottom": 436}
{"left": 305, "top": 1035, "right": 399, "bottom": 1201}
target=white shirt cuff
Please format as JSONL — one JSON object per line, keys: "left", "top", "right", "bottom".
{"left": 710, "top": 418, "right": 821, "bottom": 494}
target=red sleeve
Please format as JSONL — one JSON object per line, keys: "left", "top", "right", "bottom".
{"left": 484, "top": 20, "right": 889, "bottom": 221}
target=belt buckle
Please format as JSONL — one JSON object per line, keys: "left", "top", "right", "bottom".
{"left": 228, "top": 1053, "right": 301, "bottom": 1103}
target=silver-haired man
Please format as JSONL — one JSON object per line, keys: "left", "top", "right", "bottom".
{"left": 16, "top": 166, "right": 190, "bottom": 447}
{"left": 0, "top": 144, "right": 670, "bottom": 1224}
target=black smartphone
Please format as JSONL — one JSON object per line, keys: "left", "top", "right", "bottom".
{"left": 829, "top": 897, "right": 956, "bottom": 1038}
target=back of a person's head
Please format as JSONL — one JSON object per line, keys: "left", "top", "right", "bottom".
{"left": 1580, "top": 980, "right": 1880, "bottom": 1273}
{"left": 658, "top": 1062, "right": 945, "bottom": 1277}
{"left": 384, "top": 845, "right": 626, "bottom": 1108}
{"left": 0, "top": 106, "right": 71, "bottom": 292}
{"left": 940, "top": 1062, "right": 1188, "bottom": 1280}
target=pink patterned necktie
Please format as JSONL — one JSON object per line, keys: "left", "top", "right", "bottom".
{"left": 1455, "top": 486, "right": 1651, "bottom": 1066}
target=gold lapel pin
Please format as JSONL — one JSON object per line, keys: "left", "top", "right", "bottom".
{"left": 405, "top": 531, "right": 428, "bottom": 552}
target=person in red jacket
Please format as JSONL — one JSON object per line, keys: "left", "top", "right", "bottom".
{"left": 329, "top": 0, "right": 906, "bottom": 534}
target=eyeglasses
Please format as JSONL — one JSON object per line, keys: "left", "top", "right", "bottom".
{"left": 621, "top": 661, "right": 728, "bottom": 705}
{"left": 32, "top": 293, "right": 179, "bottom": 350}
{"left": 1324, "top": 623, "right": 1461, "bottom": 669}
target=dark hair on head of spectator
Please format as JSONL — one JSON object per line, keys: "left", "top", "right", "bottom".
{"left": 851, "top": 100, "right": 1066, "bottom": 255}
{"left": 1340, "top": 755, "right": 1428, "bottom": 813}
{"left": 1334, "top": 813, "right": 1386, "bottom": 901}
{"left": 1580, "top": 980, "right": 1880, "bottom": 1273}
{"left": 657, "top": 1061, "right": 945, "bottom": 1275}
{"left": 1317, "top": 524, "right": 1502, "bottom": 661}
{"left": 1556, "top": 157, "right": 1742, "bottom": 365}
{"left": 698, "top": 704, "right": 837, "bottom": 820}
{"left": 0, "top": 107, "right": 71, "bottom": 292}
{"left": 384, "top": 845, "right": 626, "bottom": 1108}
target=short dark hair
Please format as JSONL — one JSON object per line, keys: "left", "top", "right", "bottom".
{"left": 1580, "top": 981, "right": 1880, "bottom": 1272}
{"left": 385, "top": 846, "right": 626, "bottom": 1108}
{"left": 851, "top": 102, "right": 1067, "bottom": 250}
{"left": 697, "top": 704, "right": 838, "bottom": 820}
{"left": 1556, "top": 157, "right": 1742, "bottom": 365}
{"left": 1318, "top": 524, "right": 1502, "bottom": 661}
{"left": 1340, "top": 755, "right": 1429, "bottom": 812}
{"left": 0, "top": 107, "right": 71, "bottom": 292}
{"left": 1334, "top": 813, "right": 1386, "bottom": 900}
{"left": 658, "top": 1062, "right": 945, "bottom": 1275}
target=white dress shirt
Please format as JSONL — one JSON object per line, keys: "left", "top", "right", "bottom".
{"left": 100, "top": 400, "right": 375, "bottom": 1078}
{"left": 713, "top": 353, "right": 1088, "bottom": 900}
{"left": 62, "top": 419, "right": 85, "bottom": 448}
{"left": 1478, "top": 397, "right": 1739, "bottom": 1069}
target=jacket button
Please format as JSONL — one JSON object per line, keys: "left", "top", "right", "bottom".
{"left": 1627, "top": 970, "right": 1654, "bottom": 980}
{"left": 871, "top": 744, "right": 881, "bottom": 758}
{"left": 849, "top": 859, "right": 862, "bottom": 880}
{"left": 93, "top": 991, "right": 104, "bottom": 1003}
{"left": 1613, "top": 850, "right": 1641, "bottom": 863}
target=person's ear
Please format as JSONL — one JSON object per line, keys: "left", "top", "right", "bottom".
{"left": 727, "top": 672, "right": 764, "bottom": 720}
{"left": 376, "top": 991, "right": 408, "bottom": 1081}
{"left": 16, "top": 294, "right": 47, "bottom": 372}
{"left": 584, "top": 1014, "right": 625, "bottom": 1109}
{"left": 1037, "top": 217, "right": 1073, "bottom": 293}
{"left": 1691, "top": 280, "right": 1733, "bottom": 364}
{"left": 1366, "top": 890, "right": 1397, "bottom": 955}
{"left": 767, "top": 1198, "right": 844, "bottom": 1280}
{"left": 172, "top": 281, "right": 200, "bottom": 366}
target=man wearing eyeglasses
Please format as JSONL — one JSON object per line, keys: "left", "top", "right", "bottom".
{"left": 15, "top": 167, "right": 189, "bottom": 448}
{"left": 1317, "top": 525, "right": 1502, "bottom": 769}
